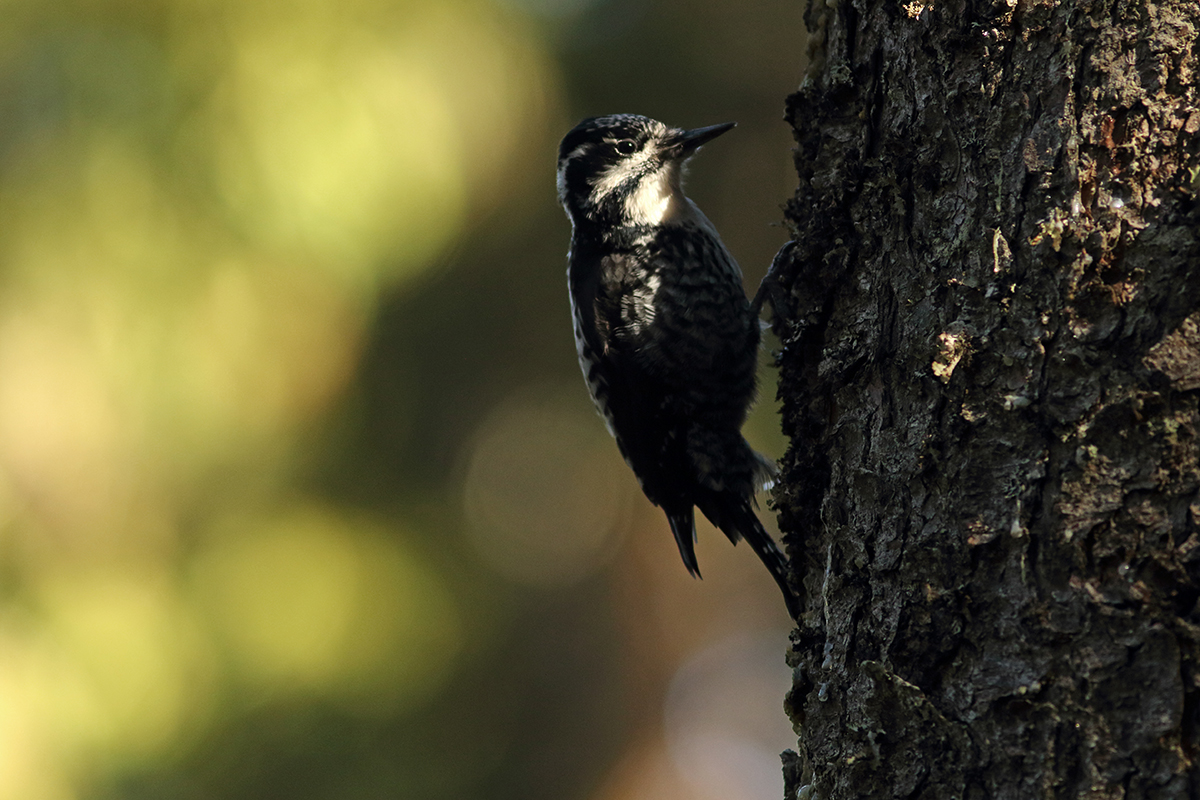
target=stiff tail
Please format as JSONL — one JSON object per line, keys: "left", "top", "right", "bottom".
{"left": 666, "top": 506, "right": 701, "bottom": 578}
{"left": 697, "top": 492, "right": 800, "bottom": 621}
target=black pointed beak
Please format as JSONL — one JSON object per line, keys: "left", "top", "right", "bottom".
{"left": 667, "top": 121, "right": 736, "bottom": 157}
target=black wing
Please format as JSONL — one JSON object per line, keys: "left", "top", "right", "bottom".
{"left": 570, "top": 248, "right": 702, "bottom": 572}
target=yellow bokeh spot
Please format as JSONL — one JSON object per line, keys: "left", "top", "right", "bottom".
{"left": 191, "top": 508, "right": 461, "bottom": 711}
{"left": 208, "top": 1, "right": 557, "bottom": 288}
{"left": 215, "top": 32, "right": 465, "bottom": 282}
{"left": 174, "top": 257, "right": 363, "bottom": 440}
{"left": 0, "top": 571, "right": 215, "bottom": 800}
{"left": 0, "top": 306, "right": 127, "bottom": 532}
{"left": 0, "top": 141, "right": 364, "bottom": 540}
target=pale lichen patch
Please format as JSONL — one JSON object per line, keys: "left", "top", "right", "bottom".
{"left": 932, "top": 328, "right": 970, "bottom": 382}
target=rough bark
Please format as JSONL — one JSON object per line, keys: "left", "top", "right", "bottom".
{"left": 771, "top": 0, "right": 1200, "bottom": 797}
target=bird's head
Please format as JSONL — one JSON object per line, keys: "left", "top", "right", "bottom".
{"left": 556, "top": 114, "right": 735, "bottom": 235}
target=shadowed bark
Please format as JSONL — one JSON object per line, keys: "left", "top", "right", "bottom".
{"left": 770, "top": 0, "right": 1200, "bottom": 797}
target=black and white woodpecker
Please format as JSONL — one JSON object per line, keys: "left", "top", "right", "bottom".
{"left": 557, "top": 114, "right": 800, "bottom": 621}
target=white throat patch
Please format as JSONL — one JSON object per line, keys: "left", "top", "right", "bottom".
{"left": 590, "top": 158, "right": 688, "bottom": 227}
{"left": 622, "top": 164, "right": 683, "bottom": 227}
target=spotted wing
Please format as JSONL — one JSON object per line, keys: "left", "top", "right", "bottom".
{"left": 568, "top": 248, "right": 701, "bottom": 572}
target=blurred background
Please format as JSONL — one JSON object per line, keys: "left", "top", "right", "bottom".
{"left": 0, "top": 0, "right": 806, "bottom": 798}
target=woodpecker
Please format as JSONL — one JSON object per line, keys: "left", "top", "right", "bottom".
{"left": 557, "top": 114, "right": 799, "bottom": 621}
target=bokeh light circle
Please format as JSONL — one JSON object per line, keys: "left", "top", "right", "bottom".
{"left": 463, "top": 387, "right": 631, "bottom": 587}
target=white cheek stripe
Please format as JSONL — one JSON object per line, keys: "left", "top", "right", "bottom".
{"left": 590, "top": 150, "right": 655, "bottom": 200}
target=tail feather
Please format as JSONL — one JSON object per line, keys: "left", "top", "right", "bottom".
{"left": 666, "top": 506, "right": 701, "bottom": 578}
{"left": 697, "top": 492, "right": 800, "bottom": 621}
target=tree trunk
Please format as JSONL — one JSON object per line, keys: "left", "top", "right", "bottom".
{"left": 771, "top": 0, "right": 1200, "bottom": 797}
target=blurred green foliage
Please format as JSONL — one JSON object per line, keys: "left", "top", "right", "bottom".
{"left": 0, "top": 0, "right": 803, "bottom": 798}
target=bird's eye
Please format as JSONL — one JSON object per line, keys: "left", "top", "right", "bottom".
{"left": 613, "top": 139, "right": 639, "bottom": 156}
